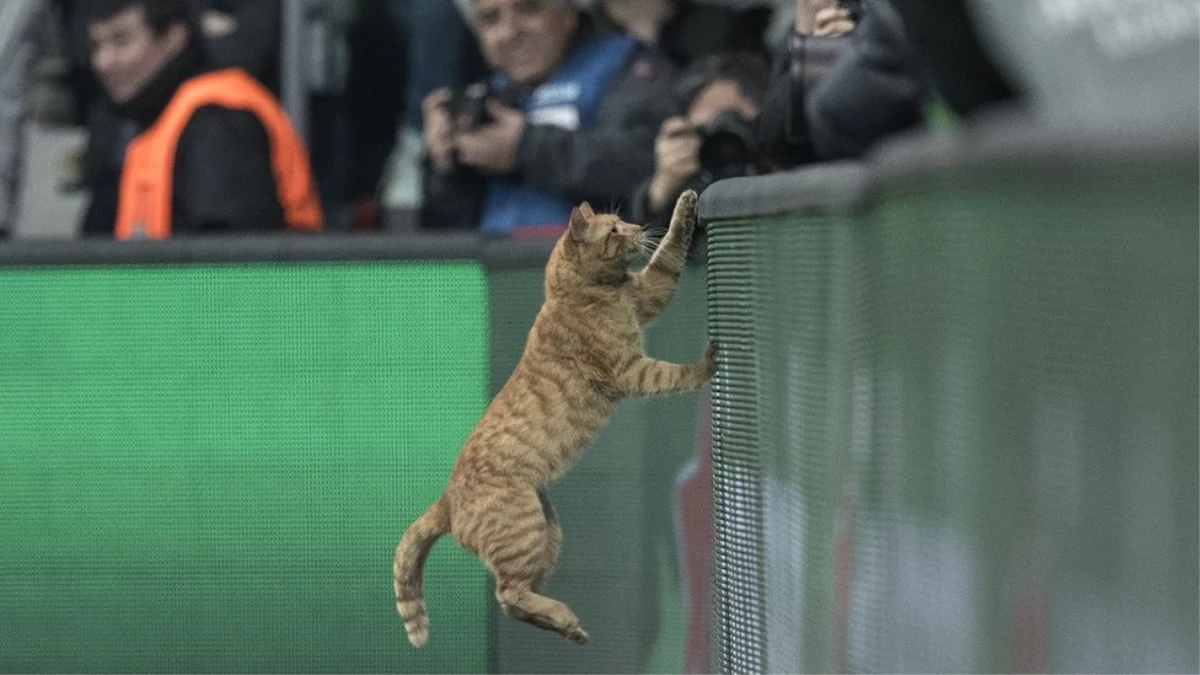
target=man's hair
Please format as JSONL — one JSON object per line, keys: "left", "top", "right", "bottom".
{"left": 674, "top": 52, "right": 771, "bottom": 112}
{"left": 86, "top": 0, "right": 195, "bottom": 35}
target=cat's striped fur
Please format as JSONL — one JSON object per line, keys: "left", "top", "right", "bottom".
{"left": 394, "top": 190, "right": 713, "bottom": 646}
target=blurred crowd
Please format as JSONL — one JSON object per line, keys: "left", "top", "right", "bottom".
{"left": 0, "top": 0, "right": 1022, "bottom": 241}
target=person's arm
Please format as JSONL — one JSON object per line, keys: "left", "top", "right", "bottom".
{"left": 644, "top": 116, "right": 701, "bottom": 218}
{"left": 805, "top": 0, "right": 929, "bottom": 160}
{"left": 756, "top": 33, "right": 813, "bottom": 168}
{"left": 417, "top": 87, "right": 485, "bottom": 230}
{"left": 513, "top": 50, "right": 678, "bottom": 212}
{"left": 172, "top": 106, "right": 285, "bottom": 233}
{"left": 755, "top": 1, "right": 854, "bottom": 168}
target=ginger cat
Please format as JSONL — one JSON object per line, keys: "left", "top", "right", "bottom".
{"left": 394, "top": 190, "right": 713, "bottom": 647}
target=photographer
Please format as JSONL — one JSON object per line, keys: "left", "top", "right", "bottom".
{"left": 419, "top": 0, "right": 676, "bottom": 234}
{"left": 629, "top": 53, "right": 770, "bottom": 230}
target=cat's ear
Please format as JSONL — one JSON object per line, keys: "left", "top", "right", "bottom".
{"left": 569, "top": 206, "right": 590, "bottom": 242}
{"left": 578, "top": 201, "right": 595, "bottom": 219}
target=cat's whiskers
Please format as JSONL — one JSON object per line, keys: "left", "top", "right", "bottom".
{"left": 637, "top": 226, "right": 666, "bottom": 262}
{"left": 638, "top": 237, "right": 657, "bottom": 262}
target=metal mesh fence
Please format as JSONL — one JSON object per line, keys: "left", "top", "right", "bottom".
{"left": 871, "top": 156, "right": 1198, "bottom": 672}
{"left": 707, "top": 220, "right": 766, "bottom": 674}
{"left": 704, "top": 124, "right": 1199, "bottom": 673}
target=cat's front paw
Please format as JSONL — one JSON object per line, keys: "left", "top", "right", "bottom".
{"left": 669, "top": 190, "right": 698, "bottom": 239}
{"left": 675, "top": 189, "right": 698, "bottom": 212}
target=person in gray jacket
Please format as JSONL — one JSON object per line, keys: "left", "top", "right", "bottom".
{"left": 0, "top": 0, "right": 49, "bottom": 240}
{"left": 420, "top": 0, "right": 677, "bottom": 235}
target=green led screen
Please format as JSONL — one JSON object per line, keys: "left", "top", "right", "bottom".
{"left": 0, "top": 262, "right": 490, "bottom": 673}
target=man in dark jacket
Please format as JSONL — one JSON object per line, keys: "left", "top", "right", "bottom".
{"left": 756, "top": 0, "right": 1020, "bottom": 166}
{"left": 420, "top": 0, "right": 677, "bottom": 234}
{"left": 803, "top": 0, "right": 929, "bottom": 160}
{"left": 80, "top": 0, "right": 319, "bottom": 237}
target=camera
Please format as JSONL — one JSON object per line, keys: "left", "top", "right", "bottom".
{"left": 698, "top": 110, "right": 762, "bottom": 181}
{"left": 445, "top": 82, "right": 493, "bottom": 131}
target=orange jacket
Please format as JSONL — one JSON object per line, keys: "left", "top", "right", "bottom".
{"left": 115, "top": 68, "right": 322, "bottom": 239}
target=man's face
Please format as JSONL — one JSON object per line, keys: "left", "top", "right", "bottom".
{"left": 474, "top": 0, "right": 578, "bottom": 88}
{"left": 89, "top": 6, "right": 187, "bottom": 104}
{"left": 687, "top": 79, "right": 759, "bottom": 128}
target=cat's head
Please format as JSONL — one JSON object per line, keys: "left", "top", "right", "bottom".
{"left": 557, "top": 202, "right": 646, "bottom": 282}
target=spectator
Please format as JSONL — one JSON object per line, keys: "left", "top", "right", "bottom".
{"left": 757, "top": 0, "right": 1021, "bottom": 166}
{"left": 630, "top": 53, "right": 771, "bottom": 230}
{"left": 756, "top": 0, "right": 857, "bottom": 166}
{"left": 593, "top": 0, "right": 774, "bottom": 67}
{"left": 0, "top": 0, "right": 49, "bottom": 240}
{"left": 803, "top": 0, "right": 928, "bottom": 160}
{"left": 420, "top": 0, "right": 677, "bottom": 235}
{"left": 81, "top": 0, "right": 321, "bottom": 238}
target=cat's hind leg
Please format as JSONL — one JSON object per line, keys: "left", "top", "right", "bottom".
{"left": 467, "top": 487, "right": 586, "bottom": 644}
{"left": 496, "top": 584, "right": 589, "bottom": 645}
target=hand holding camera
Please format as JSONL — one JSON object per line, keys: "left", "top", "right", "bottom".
{"left": 648, "top": 117, "right": 703, "bottom": 216}
{"left": 648, "top": 111, "right": 762, "bottom": 216}
{"left": 422, "top": 83, "right": 526, "bottom": 176}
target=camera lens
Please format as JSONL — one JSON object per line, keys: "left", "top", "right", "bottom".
{"left": 698, "top": 110, "right": 758, "bottom": 178}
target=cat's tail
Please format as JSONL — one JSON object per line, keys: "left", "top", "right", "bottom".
{"left": 394, "top": 496, "right": 450, "bottom": 648}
